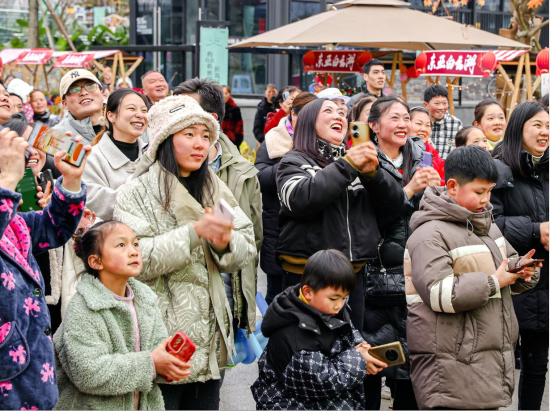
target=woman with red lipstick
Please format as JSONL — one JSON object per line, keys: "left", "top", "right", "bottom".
{"left": 276, "top": 98, "right": 405, "bottom": 335}
{"left": 83, "top": 89, "right": 149, "bottom": 220}
{"left": 362, "top": 97, "right": 440, "bottom": 410}
{"left": 491, "top": 101, "right": 549, "bottom": 411}
{"left": 114, "top": 95, "right": 256, "bottom": 411}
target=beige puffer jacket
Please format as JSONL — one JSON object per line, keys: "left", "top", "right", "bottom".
{"left": 113, "top": 162, "right": 257, "bottom": 383}
{"left": 404, "top": 187, "right": 537, "bottom": 410}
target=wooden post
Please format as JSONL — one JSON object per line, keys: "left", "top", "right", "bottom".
{"left": 525, "top": 53, "right": 533, "bottom": 100}
{"left": 125, "top": 57, "right": 143, "bottom": 78}
{"left": 446, "top": 77, "right": 455, "bottom": 116}
{"left": 41, "top": 64, "right": 51, "bottom": 99}
{"left": 389, "top": 52, "right": 398, "bottom": 88}
{"left": 509, "top": 53, "right": 525, "bottom": 118}
{"left": 118, "top": 53, "right": 128, "bottom": 87}
{"left": 110, "top": 53, "right": 119, "bottom": 93}
{"left": 398, "top": 52, "right": 408, "bottom": 101}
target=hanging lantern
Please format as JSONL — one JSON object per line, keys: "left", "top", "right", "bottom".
{"left": 480, "top": 51, "right": 498, "bottom": 78}
{"left": 536, "top": 48, "right": 549, "bottom": 75}
{"left": 415, "top": 52, "right": 428, "bottom": 75}
{"left": 302, "top": 51, "right": 315, "bottom": 70}
{"left": 358, "top": 51, "right": 372, "bottom": 68}
{"left": 407, "top": 65, "right": 419, "bottom": 79}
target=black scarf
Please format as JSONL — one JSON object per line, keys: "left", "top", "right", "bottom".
{"left": 317, "top": 138, "right": 346, "bottom": 162}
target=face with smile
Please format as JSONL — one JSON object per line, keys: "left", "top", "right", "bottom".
{"left": 465, "top": 128, "right": 490, "bottom": 151}
{"left": 173, "top": 124, "right": 211, "bottom": 177}
{"left": 142, "top": 72, "right": 169, "bottom": 104}
{"left": 9, "top": 95, "right": 23, "bottom": 114}
{"left": 265, "top": 86, "right": 277, "bottom": 104}
{"left": 447, "top": 178, "right": 494, "bottom": 213}
{"left": 302, "top": 285, "right": 349, "bottom": 316}
{"left": 370, "top": 102, "right": 411, "bottom": 150}
{"left": 410, "top": 110, "right": 432, "bottom": 143}
{"left": 363, "top": 65, "right": 386, "bottom": 94}
{"left": 107, "top": 93, "right": 149, "bottom": 142}
{"left": 63, "top": 79, "right": 104, "bottom": 121}
{"left": 424, "top": 95, "right": 449, "bottom": 122}
{"left": 89, "top": 224, "right": 143, "bottom": 280}
{"left": 0, "top": 84, "right": 11, "bottom": 122}
{"left": 474, "top": 104, "right": 506, "bottom": 143}
{"left": 30, "top": 91, "right": 48, "bottom": 114}
{"left": 522, "top": 110, "right": 549, "bottom": 157}
{"left": 315, "top": 100, "right": 347, "bottom": 145}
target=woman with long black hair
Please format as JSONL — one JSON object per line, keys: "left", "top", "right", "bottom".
{"left": 114, "top": 95, "right": 257, "bottom": 410}
{"left": 275, "top": 97, "right": 405, "bottom": 330}
{"left": 491, "top": 101, "right": 549, "bottom": 410}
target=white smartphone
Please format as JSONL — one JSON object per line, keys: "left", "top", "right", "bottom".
{"left": 213, "top": 198, "right": 234, "bottom": 222}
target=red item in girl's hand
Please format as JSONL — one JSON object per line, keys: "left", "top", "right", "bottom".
{"left": 162, "top": 331, "right": 196, "bottom": 383}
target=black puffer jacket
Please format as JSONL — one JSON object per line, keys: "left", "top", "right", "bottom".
{"left": 276, "top": 150, "right": 405, "bottom": 262}
{"left": 255, "top": 142, "right": 285, "bottom": 278}
{"left": 362, "top": 137, "right": 424, "bottom": 381}
{"left": 251, "top": 285, "right": 367, "bottom": 410}
{"left": 253, "top": 97, "right": 276, "bottom": 143}
{"left": 491, "top": 150, "right": 549, "bottom": 332}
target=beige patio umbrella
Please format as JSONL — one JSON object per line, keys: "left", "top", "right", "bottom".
{"left": 229, "top": 0, "right": 529, "bottom": 50}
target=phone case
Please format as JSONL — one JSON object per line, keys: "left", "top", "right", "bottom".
{"left": 368, "top": 341, "right": 406, "bottom": 367}
{"left": 163, "top": 331, "right": 196, "bottom": 383}
{"left": 350, "top": 122, "right": 370, "bottom": 146}
{"left": 508, "top": 259, "right": 545, "bottom": 273}
{"left": 214, "top": 198, "right": 235, "bottom": 222}
{"left": 420, "top": 152, "right": 433, "bottom": 168}
{"left": 16, "top": 168, "right": 39, "bottom": 213}
{"left": 27, "top": 124, "right": 85, "bottom": 167}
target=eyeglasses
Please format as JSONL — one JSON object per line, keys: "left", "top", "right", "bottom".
{"left": 67, "top": 83, "right": 100, "bottom": 96}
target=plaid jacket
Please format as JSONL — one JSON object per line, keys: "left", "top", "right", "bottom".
{"left": 431, "top": 112, "right": 463, "bottom": 160}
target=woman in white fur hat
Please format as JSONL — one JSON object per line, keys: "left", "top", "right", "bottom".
{"left": 113, "top": 95, "right": 257, "bottom": 410}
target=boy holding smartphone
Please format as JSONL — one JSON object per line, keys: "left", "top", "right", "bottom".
{"left": 404, "top": 146, "right": 541, "bottom": 410}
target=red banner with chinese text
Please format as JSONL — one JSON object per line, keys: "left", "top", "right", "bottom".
{"left": 418, "top": 51, "right": 494, "bottom": 77}
{"left": 54, "top": 53, "right": 95, "bottom": 68}
{"left": 15, "top": 49, "right": 53, "bottom": 65}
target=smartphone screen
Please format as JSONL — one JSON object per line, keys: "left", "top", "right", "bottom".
{"left": 27, "top": 124, "right": 85, "bottom": 167}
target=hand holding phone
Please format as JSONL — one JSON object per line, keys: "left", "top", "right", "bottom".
{"left": 0, "top": 128, "right": 30, "bottom": 191}
{"left": 350, "top": 122, "right": 370, "bottom": 147}
{"left": 27, "top": 125, "right": 86, "bottom": 167}
{"left": 214, "top": 198, "right": 235, "bottom": 223}
{"left": 420, "top": 152, "right": 433, "bottom": 168}
{"left": 368, "top": 341, "right": 406, "bottom": 368}
{"left": 160, "top": 331, "right": 196, "bottom": 382}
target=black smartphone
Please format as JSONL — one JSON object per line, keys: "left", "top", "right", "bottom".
{"left": 16, "top": 167, "right": 40, "bottom": 212}
{"left": 509, "top": 259, "right": 545, "bottom": 273}
{"left": 37, "top": 169, "right": 54, "bottom": 193}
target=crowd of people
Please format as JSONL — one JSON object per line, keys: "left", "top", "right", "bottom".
{"left": 0, "top": 59, "right": 547, "bottom": 411}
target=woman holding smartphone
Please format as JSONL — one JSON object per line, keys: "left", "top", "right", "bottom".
{"left": 113, "top": 95, "right": 256, "bottom": 410}
{"left": 362, "top": 96, "right": 440, "bottom": 410}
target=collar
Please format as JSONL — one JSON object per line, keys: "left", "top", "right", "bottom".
{"left": 209, "top": 141, "right": 223, "bottom": 165}
{"left": 299, "top": 287, "right": 310, "bottom": 305}
{"left": 98, "top": 132, "right": 144, "bottom": 170}
{"left": 433, "top": 111, "right": 451, "bottom": 125}
{"left": 77, "top": 274, "right": 147, "bottom": 311}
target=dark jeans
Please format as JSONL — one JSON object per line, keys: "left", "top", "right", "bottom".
{"left": 518, "top": 329, "right": 549, "bottom": 410}
{"left": 393, "top": 378, "right": 418, "bottom": 410}
{"left": 266, "top": 274, "right": 284, "bottom": 305}
{"left": 364, "top": 374, "right": 382, "bottom": 410}
{"left": 363, "top": 375, "right": 417, "bottom": 410}
{"left": 282, "top": 269, "right": 365, "bottom": 329}
{"left": 160, "top": 378, "right": 222, "bottom": 410}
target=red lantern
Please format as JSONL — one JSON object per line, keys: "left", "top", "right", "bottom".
{"left": 358, "top": 51, "right": 372, "bottom": 68}
{"left": 480, "top": 51, "right": 498, "bottom": 78}
{"left": 315, "top": 74, "right": 333, "bottom": 86}
{"left": 407, "top": 65, "right": 419, "bottom": 79}
{"left": 302, "top": 51, "right": 315, "bottom": 69}
{"left": 536, "top": 48, "right": 549, "bottom": 75}
{"left": 415, "top": 52, "right": 428, "bottom": 75}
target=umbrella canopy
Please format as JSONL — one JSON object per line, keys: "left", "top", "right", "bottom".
{"left": 229, "top": 0, "right": 528, "bottom": 50}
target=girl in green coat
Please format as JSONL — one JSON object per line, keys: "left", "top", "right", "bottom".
{"left": 54, "top": 221, "right": 191, "bottom": 410}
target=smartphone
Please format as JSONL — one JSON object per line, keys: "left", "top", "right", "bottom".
{"left": 368, "top": 341, "right": 406, "bottom": 367}
{"left": 163, "top": 331, "right": 196, "bottom": 383}
{"left": 37, "top": 169, "right": 54, "bottom": 194}
{"left": 27, "top": 124, "right": 85, "bottom": 167}
{"left": 420, "top": 151, "right": 433, "bottom": 168}
{"left": 350, "top": 121, "right": 370, "bottom": 147}
{"left": 16, "top": 167, "right": 40, "bottom": 213}
{"left": 508, "top": 259, "right": 545, "bottom": 273}
{"left": 214, "top": 198, "right": 234, "bottom": 222}
{"left": 282, "top": 90, "right": 291, "bottom": 102}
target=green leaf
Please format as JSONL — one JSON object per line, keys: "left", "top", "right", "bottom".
{"left": 16, "top": 19, "right": 28, "bottom": 27}
{"left": 71, "top": 31, "right": 80, "bottom": 41}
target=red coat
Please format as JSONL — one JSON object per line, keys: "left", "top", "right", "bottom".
{"left": 425, "top": 141, "right": 445, "bottom": 186}
{"left": 221, "top": 98, "right": 244, "bottom": 147}
{"left": 264, "top": 109, "right": 288, "bottom": 135}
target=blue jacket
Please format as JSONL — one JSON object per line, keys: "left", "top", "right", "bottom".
{"left": 0, "top": 177, "right": 86, "bottom": 410}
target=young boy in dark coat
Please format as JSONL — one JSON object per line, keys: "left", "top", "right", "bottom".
{"left": 251, "top": 250, "right": 386, "bottom": 410}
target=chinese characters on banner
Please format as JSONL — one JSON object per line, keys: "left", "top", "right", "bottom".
{"left": 16, "top": 49, "right": 54, "bottom": 65}
{"left": 54, "top": 53, "right": 95, "bottom": 68}
{"left": 419, "top": 51, "right": 494, "bottom": 77}
{"left": 199, "top": 27, "right": 229, "bottom": 86}
{"left": 303, "top": 50, "right": 371, "bottom": 73}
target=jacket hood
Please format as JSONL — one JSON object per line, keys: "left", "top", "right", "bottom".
{"left": 410, "top": 186, "right": 493, "bottom": 236}
{"left": 265, "top": 117, "right": 293, "bottom": 160}
{"left": 262, "top": 284, "right": 351, "bottom": 338}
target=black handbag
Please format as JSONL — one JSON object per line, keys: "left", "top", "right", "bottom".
{"left": 365, "top": 239, "right": 406, "bottom": 306}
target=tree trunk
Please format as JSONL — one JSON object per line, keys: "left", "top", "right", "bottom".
{"left": 28, "top": 0, "right": 39, "bottom": 48}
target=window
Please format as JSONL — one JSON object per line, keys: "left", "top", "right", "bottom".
{"left": 291, "top": 1, "right": 321, "bottom": 22}
{"left": 226, "top": 0, "right": 267, "bottom": 39}
{"left": 228, "top": 52, "right": 267, "bottom": 94}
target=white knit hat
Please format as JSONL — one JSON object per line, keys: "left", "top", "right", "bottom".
{"left": 146, "top": 95, "right": 220, "bottom": 159}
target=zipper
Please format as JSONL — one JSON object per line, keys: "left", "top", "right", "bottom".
{"left": 346, "top": 191, "right": 353, "bottom": 261}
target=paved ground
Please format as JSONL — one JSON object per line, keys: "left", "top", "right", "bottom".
{"left": 221, "top": 269, "right": 549, "bottom": 410}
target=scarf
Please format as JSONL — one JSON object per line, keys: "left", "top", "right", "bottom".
{"left": 317, "top": 138, "right": 346, "bottom": 162}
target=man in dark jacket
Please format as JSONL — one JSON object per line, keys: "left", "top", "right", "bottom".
{"left": 253, "top": 84, "right": 277, "bottom": 143}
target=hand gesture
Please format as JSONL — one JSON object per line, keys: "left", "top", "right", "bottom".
{"left": 0, "top": 128, "right": 29, "bottom": 191}
{"left": 540, "top": 222, "right": 549, "bottom": 251}
{"left": 346, "top": 142, "right": 379, "bottom": 175}
{"left": 494, "top": 258, "right": 522, "bottom": 288}
{"left": 54, "top": 132, "right": 92, "bottom": 193}
{"left": 193, "top": 207, "right": 234, "bottom": 249}
{"left": 281, "top": 96, "right": 294, "bottom": 114}
{"left": 517, "top": 249, "right": 543, "bottom": 282}
{"left": 423, "top": 166, "right": 441, "bottom": 187}
{"left": 355, "top": 342, "right": 387, "bottom": 375}
{"left": 152, "top": 337, "right": 192, "bottom": 382}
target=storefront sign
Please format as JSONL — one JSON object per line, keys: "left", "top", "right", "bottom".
{"left": 16, "top": 49, "right": 53, "bottom": 65}
{"left": 199, "top": 27, "right": 229, "bottom": 86}
{"left": 302, "top": 50, "right": 372, "bottom": 73}
{"left": 54, "top": 53, "right": 95, "bottom": 68}
{"left": 415, "top": 51, "right": 497, "bottom": 77}
{"left": 136, "top": 16, "right": 153, "bottom": 35}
